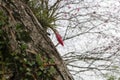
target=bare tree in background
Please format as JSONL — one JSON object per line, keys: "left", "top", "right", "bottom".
{"left": 54, "top": 0, "right": 120, "bottom": 80}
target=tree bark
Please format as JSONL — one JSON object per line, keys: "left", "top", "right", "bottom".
{"left": 0, "top": 0, "right": 74, "bottom": 80}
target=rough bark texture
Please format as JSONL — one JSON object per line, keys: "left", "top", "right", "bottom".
{"left": 0, "top": 0, "right": 74, "bottom": 80}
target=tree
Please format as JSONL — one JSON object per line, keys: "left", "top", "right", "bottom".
{"left": 54, "top": 0, "right": 120, "bottom": 80}
{"left": 1, "top": 0, "right": 120, "bottom": 80}
{"left": 30, "top": 0, "right": 120, "bottom": 80}
{"left": 24, "top": 0, "right": 120, "bottom": 80}
{"left": 0, "top": 0, "right": 73, "bottom": 80}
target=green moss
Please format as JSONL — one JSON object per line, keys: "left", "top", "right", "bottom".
{"left": 15, "top": 23, "right": 32, "bottom": 43}
{"left": 0, "top": 10, "right": 8, "bottom": 26}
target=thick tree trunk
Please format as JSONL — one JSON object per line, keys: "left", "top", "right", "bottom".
{"left": 0, "top": 0, "right": 74, "bottom": 80}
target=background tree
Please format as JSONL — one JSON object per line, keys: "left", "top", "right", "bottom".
{"left": 52, "top": 0, "right": 120, "bottom": 80}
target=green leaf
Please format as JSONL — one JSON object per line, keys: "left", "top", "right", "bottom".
{"left": 20, "top": 43, "right": 27, "bottom": 50}
{"left": 38, "top": 71, "right": 42, "bottom": 76}
{"left": 15, "top": 23, "right": 24, "bottom": 30}
{"left": 36, "top": 54, "right": 43, "bottom": 66}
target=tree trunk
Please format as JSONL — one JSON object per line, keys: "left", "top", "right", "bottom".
{"left": 0, "top": 0, "right": 74, "bottom": 80}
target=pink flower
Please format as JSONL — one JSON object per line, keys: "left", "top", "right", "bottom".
{"left": 77, "top": 8, "right": 80, "bottom": 11}
{"left": 68, "top": 6, "right": 71, "bottom": 9}
{"left": 55, "top": 32, "right": 64, "bottom": 46}
{"left": 64, "top": 12, "right": 67, "bottom": 17}
{"left": 64, "top": 14, "right": 67, "bottom": 17}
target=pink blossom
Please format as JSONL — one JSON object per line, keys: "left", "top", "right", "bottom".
{"left": 55, "top": 32, "right": 64, "bottom": 46}
{"left": 68, "top": 6, "right": 71, "bottom": 9}
{"left": 77, "top": 8, "right": 80, "bottom": 11}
